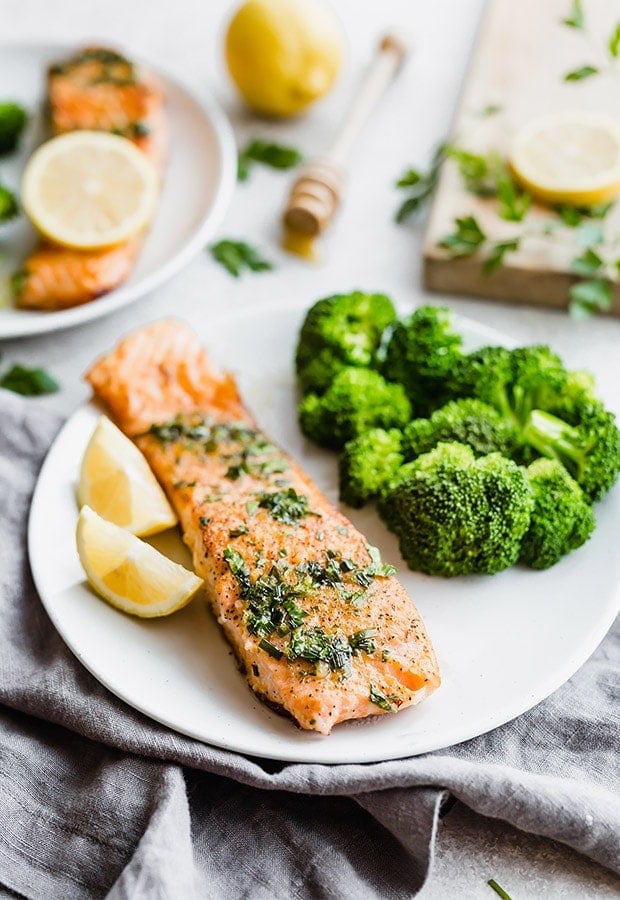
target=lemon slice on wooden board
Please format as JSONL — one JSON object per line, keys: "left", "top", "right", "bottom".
{"left": 21, "top": 131, "right": 159, "bottom": 249}
{"left": 78, "top": 415, "right": 177, "bottom": 536}
{"left": 76, "top": 506, "right": 203, "bottom": 617}
{"left": 509, "top": 112, "right": 620, "bottom": 207}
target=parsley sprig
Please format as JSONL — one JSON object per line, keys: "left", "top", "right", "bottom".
{"left": 561, "top": 0, "right": 620, "bottom": 80}
{"left": 238, "top": 138, "right": 303, "bottom": 182}
{"left": 209, "top": 239, "right": 273, "bottom": 278}
{"left": 0, "top": 362, "right": 59, "bottom": 396}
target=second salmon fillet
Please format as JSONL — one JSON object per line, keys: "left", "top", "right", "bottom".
{"left": 86, "top": 319, "right": 440, "bottom": 734}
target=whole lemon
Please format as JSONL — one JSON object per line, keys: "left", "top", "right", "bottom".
{"left": 225, "top": 0, "right": 343, "bottom": 118}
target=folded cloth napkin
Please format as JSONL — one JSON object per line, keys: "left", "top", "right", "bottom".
{"left": 1, "top": 390, "right": 618, "bottom": 900}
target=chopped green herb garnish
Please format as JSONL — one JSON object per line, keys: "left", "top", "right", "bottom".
{"left": 381, "top": 649, "right": 391, "bottom": 662}
{"left": 564, "top": 64, "right": 598, "bottom": 81}
{"left": 256, "top": 488, "right": 315, "bottom": 526}
{"left": 487, "top": 879, "right": 512, "bottom": 900}
{"left": 0, "top": 363, "right": 59, "bottom": 396}
{"left": 223, "top": 546, "right": 251, "bottom": 593}
{"left": 258, "top": 638, "right": 284, "bottom": 660}
{"left": 238, "top": 138, "right": 303, "bottom": 182}
{"left": 174, "top": 480, "right": 196, "bottom": 489}
{"left": 199, "top": 516, "right": 210, "bottom": 527}
{"left": 246, "top": 500, "right": 259, "bottom": 516}
{"left": 287, "top": 627, "right": 353, "bottom": 674}
{"left": 365, "top": 544, "right": 397, "bottom": 578}
{"left": 369, "top": 684, "right": 400, "bottom": 712}
{"left": 209, "top": 239, "right": 273, "bottom": 278}
{"left": 10, "top": 269, "right": 28, "bottom": 298}
{"left": 348, "top": 629, "right": 377, "bottom": 654}
{"left": 229, "top": 524, "right": 250, "bottom": 537}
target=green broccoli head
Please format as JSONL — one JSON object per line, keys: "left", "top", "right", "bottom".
{"left": 382, "top": 305, "right": 464, "bottom": 415}
{"left": 0, "top": 103, "right": 28, "bottom": 156}
{"left": 448, "top": 344, "right": 567, "bottom": 424}
{"left": 339, "top": 428, "right": 404, "bottom": 508}
{"left": 402, "top": 398, "right": 521, "bottom": 461}
{"left": 520, "top": 458, "right": 595, "bottom": 570}
{"left": 521, "top": 400, "right": 620, "bottom": 502}
{"left": 295, "top": 291, "right": 397, "bottom": 395}
{"left": 298, "top": 368, "right": 411, "bottom": 450}
{"left": 378, "top": 442, "right": 533, "bottom": 577}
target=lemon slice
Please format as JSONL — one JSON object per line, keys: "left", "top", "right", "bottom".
{"left": 21, "top": 131, "right": 159, "bottom": 249}
{"left": 78, "top": 416, "right": 177, "bottom": 536}
{"left": 76, "top": 506, "right": 203, "bottom": 617}
{"left": 509, "top": 112, "right": 620, "bottom": 206}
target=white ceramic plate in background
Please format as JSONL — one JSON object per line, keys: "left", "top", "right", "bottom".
{"left": 0, "top": 43, "right": 236, "bottom": 339}
{"left": 28, "top": 302, "right": 620, "bottom": 763}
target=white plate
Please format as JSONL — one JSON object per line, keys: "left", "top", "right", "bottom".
{"left": 29, "top": 302, "right": 620, "bottom": 763}
{"left": 0, "top": 43, "right": 236, "bottom": 338}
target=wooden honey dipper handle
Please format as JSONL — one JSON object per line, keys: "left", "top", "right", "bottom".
{"left": 283, "top": 33, "right": 409, "bottom": 238}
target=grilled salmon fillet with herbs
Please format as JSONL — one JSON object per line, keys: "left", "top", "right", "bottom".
{"left": 15, "top": 46, "right": 167, "bottom": 312}
{"left": 86, "top": 319, "right": 440, "bottom": 734}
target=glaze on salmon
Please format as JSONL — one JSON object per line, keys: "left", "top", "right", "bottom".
{"left": 86, "top": 320, "right": 441, "bottom": 734}
{"left": 15, "top": 47, "right": 166, "bottom": 312}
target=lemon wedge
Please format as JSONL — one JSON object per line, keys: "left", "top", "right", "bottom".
{"left": 78, "top": 416, "right": 177, "bottom": 536}
{"left": 225, "top": 0, "right": 343, "bottom": 118}
{"left": 509, "top": 112, "right": 620, "bottom": 206}
{"left": 21, "top": 131, "right": 159, "bottom": 249}
{"left": 76, "top": 506, "right": 203, "bottom": 617}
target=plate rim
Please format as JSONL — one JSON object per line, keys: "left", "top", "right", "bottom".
{"left": 27, "top": 301, "right": 620, "bottom": 763}
{"left": 0, "top": 40, "right": 237, "bottom": 340}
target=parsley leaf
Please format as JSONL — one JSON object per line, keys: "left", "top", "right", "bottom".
{"left": 439, "top": 215, "right": 486, "bottom": 257}
{"left": 238, "top": 139, "right": 303, "bottom": 182}
{"left": 483, "top": 239, "right": 520, "bottom": 275}
{"left": 576, "top": 222, "right": 604, "bottom": 248}
{"left": 562, "top": 0, "right": 585, "bottom": 29}
{"left": 569, "top": 278, "right": 613, "bottom": 318}
{"left": 0, "top": 363, "right": 59, "bottom": 396}
{"left": 209, "top": 240, "right": 273, "bottom": 278}
{"left": 571, "top": 247, "right": 604, "bottom": 276}
{"left": 609, "top": 22, "right": 620, "bottom": 58}
{"left": 395, "top": 143, "right": 448, "bottom": 223}
{"left": 564, "top": 64, "right": 599, "bottom": 81}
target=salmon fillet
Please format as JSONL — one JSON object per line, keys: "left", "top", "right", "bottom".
{"left": 86, "top": 319, "right": 441, "bottom": 735}
{"left": 15, "top": 47, "right": 167, "bottom": 312}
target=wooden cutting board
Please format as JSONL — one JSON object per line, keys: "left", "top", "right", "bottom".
{"left": 423, "top": 0, "right": 620, "bottom": 315}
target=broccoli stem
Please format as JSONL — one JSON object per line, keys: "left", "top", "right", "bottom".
{"left": 522, "top": 409, "right": 586, "bottom": 479}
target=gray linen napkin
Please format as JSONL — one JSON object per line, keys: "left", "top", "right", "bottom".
{"left": 1, "top": 390, "right": 618, "bottom": 900}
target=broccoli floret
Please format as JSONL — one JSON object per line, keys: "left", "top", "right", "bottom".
{"left": 382, "top": 305, "right": 464, "bottom": 415}
{"left": 339, "top": 428, "right": 404, "bottom": 507}
{"left": 299, "top": 368, "right": 411, "bottom": 450}
{"left": 521, "top": 401, "right": 620, "bottom": 502}
{"left": 520, "top": 458, "right": 595, "bottom": 569}
{"left": 378, "top": 442, "right": 532, "bottom": 577}
{"left": 0, "top": 183, "right": 18, "bottom": 222}
{"left": 295, "top": 291, "right": 397, "bottom": 395}
{"left": 0, "top": 103, "right": 28, "bottom": 155}
{"left": 402, "top": 398, "right": 521, "bottom": 460}
{"left": 448, "top": 344, "right": 567, "bottom": 424}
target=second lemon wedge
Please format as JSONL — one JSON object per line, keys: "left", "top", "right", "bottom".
{"left": 78, "top": 415, "right": 177, "bottom": 536}
{"left": 22, "top": 131, "right": 159, "bottom": 249}
{"left": 76, "top": 506, "right": 203, "bottom": 617}
{"left": 509, "top": 112, "right": 620, "bottom": 206}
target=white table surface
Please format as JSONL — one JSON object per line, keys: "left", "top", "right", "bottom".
{"left": 1, "top": 0, "right": 619, "bottom": 896}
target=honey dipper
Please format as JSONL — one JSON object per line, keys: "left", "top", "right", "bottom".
{"left": 282, "top": 33, "right": 409, "bottom": 260}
